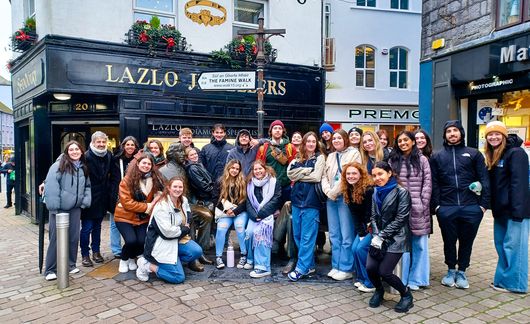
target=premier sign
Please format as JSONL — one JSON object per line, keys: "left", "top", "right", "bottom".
{"left": 500, "top": 45, "right": 530, "bottom": 64}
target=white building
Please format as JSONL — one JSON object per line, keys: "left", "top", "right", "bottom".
{"left": 0, "top": 76, "right": 14, "bottom": 160}
{"left": 323, "top": 0, "right": 422, "bottom": 140}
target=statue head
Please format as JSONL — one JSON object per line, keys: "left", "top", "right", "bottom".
{"left": 166, "top": 142, "right": 187, "bottom": 165}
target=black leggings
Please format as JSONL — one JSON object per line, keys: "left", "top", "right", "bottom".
{"left": 366, "top": 252, "right": 407, "bottom": 295}
{"left": 115, "top": 222, "right": 147, "bottom": 261}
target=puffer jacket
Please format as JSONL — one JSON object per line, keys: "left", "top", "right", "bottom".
{"left": 430, "top": 120, "right": 490, "bottom": 211}
{"left": 391, "top": 155, "right": 432, "bottom": 235}
{"left": 114, "top": 176, "right": 159, "bottom": 226}
{"left": 321, "top": 147, "right": 362, "bottom": 200}
{"left": 371, "top": 185, "right": 411, "bottom": 253}
{"left": 287, "top": 153, "right": 325, "bottom": 210}
{"left": 489, "top": 134, "right": 530, "bottom": 221}
{"left": 44, "top": 159, "right": 91, "bottom": 214}
{"left": 200, "top": 137, "right": 234, "bottom": 181}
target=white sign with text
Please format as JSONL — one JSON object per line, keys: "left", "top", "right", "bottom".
{"left": 198, "top": 71, "right": 256, "bottom": 90}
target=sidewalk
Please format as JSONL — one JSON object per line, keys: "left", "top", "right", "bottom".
{"left": 0, "top": 187, "right": 528, "bottom": 323}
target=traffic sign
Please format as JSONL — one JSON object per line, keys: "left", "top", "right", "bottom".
{"left": 198, "top": 71, "right": 256, "bottom": 90}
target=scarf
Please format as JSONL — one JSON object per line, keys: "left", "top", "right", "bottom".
{"left": 247, "top": 174, "right": 277, "bottom": 249}
{"left": 89, "top": 143, "right": 108, "bottom": 157}
{"left": 374, "top": 176, "right": 398, "bottom": 211}
{"left": 73, "top": 160, "right": 82, "bottom": 169}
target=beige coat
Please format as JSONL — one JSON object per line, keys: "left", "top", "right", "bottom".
{"left": 321, "top": 147, "right": 361, "bottom": 200}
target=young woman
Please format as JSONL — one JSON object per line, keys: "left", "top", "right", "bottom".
{"left": 321, "top": 129, "right": 361, "bottom": 281}
{"left": 214, "top": 160, "right": 249, "bottom": 269}
{"left": 414, "top": 130, "right": 433, "bottom": 159}
{"left": 388, "top": 131, "right": 432, "bottom": 290}
{"left": 319, "top": 122, "right": 334, "bottom": 155}
{"left": 291, "top": 132, "right": 303, "bottom": 151}
{"left": 145, "top": 139, "right": 167, "bottom": 170}
{"left": 114, "top": 153, "right": 165, "bottom": 273}
{"left": 377, "top": 129, "right": 392, "bottom": 155}
{"left": 367, "top": 161, "right": 413, "bottom": 313}
{"left": 109, "top": 136, "right": 140, "bottom": 258}
{"left": 286, "top": 132, "right": 325, "bottom": 281}
{"left": 484, "top": 121, "right": 529, "bottom": 293}
{"left": 43, "top": 141, "right": 92, "bottom": 280}
{"left": 348, "top": 127, "right": 363, "bottom": 149}
{"left": 245, "top": 160, "right": 282, "bottom": 278}
{"left": 136, "top": 177, "right": 203, "bottom": 284}
{"left": 341, "top": 162, "right": 374, "bottom": 293}
{"left": 360, "top": 130, "right": 388, "bottom": 174}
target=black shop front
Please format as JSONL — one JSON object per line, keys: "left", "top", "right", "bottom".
{"left": 10, "top": 36, "right": 324, "bottom": 220}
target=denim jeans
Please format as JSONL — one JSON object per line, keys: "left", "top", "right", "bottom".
{"left": 156, "top": 240, "right": 203, "bottom": 284}
{"left": 352, "top": 233, "right": 373, "bottom": 288}
{"left": 109, "top": 213, "right": 122, "bottom": 256}
{"left": 493, "top": 217, "right": 529, "bottom": 293}
{"left": 215, "top": 212, "right": 249, "bottom": 257}
{"left": 245, "top": 219, "right": 257, "bottom": 265}
{"left": 327, "top": 196, "right": 356, "bottom": 272}
{"left": 245, "top": 219, "right": 272, "bottom": 271}
{"left": 401, "top": 234, "right": 430, "bottom": 287}
{"left": 292, "top": 206, "right": 319, "bottom": 275}
{"left": 80, "top": 217, "right": 104, "bottom": 257}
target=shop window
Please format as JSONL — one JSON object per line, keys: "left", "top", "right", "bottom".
{"left": 497, "top": 0, "right": 523, "bottom": 28}
{"left": 355, "top": 45, "right": 375, "bottom": 88}
{"left": 390, "top": 0, "right": 408, "bottom": 10}
{"left": 233, "top": 0, "right": 266, "bottom": 37}
{"left": 357, "top": 0, "right": 376, "bottom": 7}
{"left": 389, "top": 47, "right": 408, "bottom": 89}
{"left": 134, "top": 0, "right": 175, "bottom": 25}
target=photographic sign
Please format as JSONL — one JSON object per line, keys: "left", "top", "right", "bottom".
{"left": 198, "top": 71, "right": 256, "bottom": 90}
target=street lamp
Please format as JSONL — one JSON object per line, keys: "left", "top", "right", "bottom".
{"left": 238, "top": 13, "right": 285, "bottom": 138}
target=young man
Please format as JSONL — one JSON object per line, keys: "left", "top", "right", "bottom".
{"left": 430, "top": 120, "right": 490, "bottom": 289}
{"left": 226, "top": 129, "right": 261, "bottom": 177}
{"left": 200, "top": 124, "right": 234, "bottom": 182}
{"left": 179, "top": 127, "right": 197, "bottom": 150}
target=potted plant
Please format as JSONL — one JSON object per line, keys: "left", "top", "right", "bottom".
{"left": 211, "top": 35, "right": 276, "bottom": 68}
{"left": 11, "top": 17, "right": 38, "bottom": 52}
{"left": 126, "top": 16, "right": 188, "bottom": 55}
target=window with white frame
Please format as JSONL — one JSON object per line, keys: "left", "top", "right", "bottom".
{"left": 355, "top": 45, "right": 375, "bottom": 88}
{"left": 133, "top": 0, "right": 176, "bottom": 25}
{"left": 389, "top": 47, "right": 408, "bottom": 89}
{"left": 357, "top": 0, "right": 376, "bottom": 7}
{"left": 26, "top": 0, "right": 35, "bottom": 18}
{"left": 233, "top": 0, "right": 266, "bottom": 37}
{"left": 390, "top": 0, "right": 408, "bottom": 10}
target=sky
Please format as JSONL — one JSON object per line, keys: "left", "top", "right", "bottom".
{"left": 0, "top": 0, "right": 12, "bottom": 81}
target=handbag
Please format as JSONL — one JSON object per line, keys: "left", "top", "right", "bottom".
{"left": 214, "top": 199, "right": 238, "bottom": 221}
{"left": 314, "top": 183, "right": 327, "bottom": 203}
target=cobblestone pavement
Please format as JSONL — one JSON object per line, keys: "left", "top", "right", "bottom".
{"left": 0, "top": 191, "right": 528, "bottom": 323}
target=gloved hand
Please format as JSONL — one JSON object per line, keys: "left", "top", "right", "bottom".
{"left": 370, "top": 235, "right": 384, "bottom": 249}
{"left": 179, "top": 225, "right": 191, "bottom": 237}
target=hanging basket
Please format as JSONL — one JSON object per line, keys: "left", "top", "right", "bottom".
{"left": 11, "top": 31, "right": 38, "bottom": 53}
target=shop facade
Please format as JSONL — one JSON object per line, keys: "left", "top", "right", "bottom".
{"left": 11, "top": 36, "right": 324, "bottom": 220}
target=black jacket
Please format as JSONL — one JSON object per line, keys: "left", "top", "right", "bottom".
{"left": 0, "top": 161, "right": 15, "bottom": 184}
{"left": 347, "top": 187, "right": 374, "bottom": 237}
{"left": 199, "top": 138, "right": 234, "bottom": 181}
{"left": 430, "top": 120, "right": 490, "bottom": 211}
{"left": 185, "top": 161, "right": 214, "bottom": 203}
{"left": 371, "top": 185, "right": 411, "bottom": 253}
{"left": 489, "top": 134, "right": 530, "bottom": 221}
{"left": 246, "top": 180, "right": 282, "bottom": 221}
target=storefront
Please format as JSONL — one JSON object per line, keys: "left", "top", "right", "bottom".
{"left": 325, "top": 104, "right": 420, "bottom": 144}
{"left": 10, "top": 35, "right": 324, "bottom": 220}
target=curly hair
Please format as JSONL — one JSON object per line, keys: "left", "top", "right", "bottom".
{"left": 219, "top": 160, "right": 247, "bottom": 205}
{"left": 341, "top": 162, "right": 373, "bottom": 205}
{"left": 125, "top": 153, "right": 165, "bottom": 195}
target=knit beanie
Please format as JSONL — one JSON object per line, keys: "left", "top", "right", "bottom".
{"left": 269, "top": 120, "right": 285, "bottom": 133}
{"left": 485, "top": 121, "right": 508, "bottom": 137}
{"left": 348, "top": 127, "right": 363, "bottom": 137}
{"left": 319, "top": 123, "right": 333, "bottom": 135}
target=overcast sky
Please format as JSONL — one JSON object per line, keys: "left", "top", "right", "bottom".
{"left": 0, "top": 1, "right": 13, "bottom": 81}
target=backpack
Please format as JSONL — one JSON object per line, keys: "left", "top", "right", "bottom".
{"left": 256, "top": 142, "right": 295, "bottom": 163}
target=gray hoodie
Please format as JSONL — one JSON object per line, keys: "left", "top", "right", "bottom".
{"left": 226, "top": 129, "right": 262, "bottom": 177}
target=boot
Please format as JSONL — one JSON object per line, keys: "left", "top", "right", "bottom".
{"left": 368, "top": 287, "right": 385, "bottom": 308}
{"left": 199, "top": 254, "right": 213, "bottom": 265}
{"left": 82, "top": 256, "right": 93, "bottom": 267}
{"left": 282, "top": 259, "right": 297, "bottom": 275}
{"left": 92, "top": 252, "right": 104, "bottom": 263}
{"left": 188, "top": 259, "right": 204, "bottom": 272}
{"left": 394, "top": 288, "right": 414, "bottom": 313}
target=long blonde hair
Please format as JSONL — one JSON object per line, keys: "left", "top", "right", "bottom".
{"left": 360, "top": 130, "right": 384, "bottom": 165}
{"left": 484, "top": 136, "right": 507, "bottom": 170}
{"left": 219, "top": 160, "right": 247, "bottom": 204}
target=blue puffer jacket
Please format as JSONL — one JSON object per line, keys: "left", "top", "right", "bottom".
{"left": 200, "top": 137, "right": 234, "bottom": 181}
{"left": 287, "top": 153, "right": 326, "bottom": 210}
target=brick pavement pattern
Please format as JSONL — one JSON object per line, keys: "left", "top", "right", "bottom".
{"left": 0, "top": 190, "right": 528, "bottom": 323}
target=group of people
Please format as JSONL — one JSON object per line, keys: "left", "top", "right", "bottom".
{"left": 40, "top": 119, "right": 529, "bottom": 313}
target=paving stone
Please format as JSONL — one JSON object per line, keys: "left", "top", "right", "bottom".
{"left": 97, "top": 308, "right": 122, "bottom": 319}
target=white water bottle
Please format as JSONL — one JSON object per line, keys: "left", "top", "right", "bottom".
{"left": 227, "top": 244, "right": 235, "bottom": 268}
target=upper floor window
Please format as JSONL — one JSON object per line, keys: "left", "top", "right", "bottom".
{"left": 134, "top": 0, "right": 175, "bottom": 25}
{"left": 324, "top": 3, "right": 331, "bottom": 38}
{"left": 390, "top": 0, "right": 409, "bottom": 10}
{"left": 496, "top": 0, "right": 525, "bottom": 28}
{"left": 357, "top": 0, "right": 376, "bottom": 7}
{"left": 355, "top": 45, "right": 375, "bottom": 88}
{"left": 26, "top": 0, "right": 35, "bottom": 18}
{"left": 389, "top": 47, "right": 408, "bottom": 89}
{"left": 233, "top": 0, "right": 266, "bottom": 36}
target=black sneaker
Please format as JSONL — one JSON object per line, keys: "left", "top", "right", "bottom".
{"left": 216, "top": 257, "right": 225, "bottom": 269}
{"left": 237, "top": 256, "right": 247, "bottom": 269}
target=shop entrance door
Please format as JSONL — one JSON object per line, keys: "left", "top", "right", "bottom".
{"left": 51, "top": 122, "right": 120, "bottom": 158}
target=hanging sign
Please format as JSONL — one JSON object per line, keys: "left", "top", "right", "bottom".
{"left": 198, "top": 71, "right": 256, "bottom": 90}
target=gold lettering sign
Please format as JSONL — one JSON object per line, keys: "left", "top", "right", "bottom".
{"left": 185, "top": 0, "right": 227, "bottom": 26}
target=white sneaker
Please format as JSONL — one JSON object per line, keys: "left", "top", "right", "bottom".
{"left": 243, "top": 263, "right": 253, "bottom": 270}
{"left": 45, "top": 273, "right": 57, "bottom": 281}
{"left": 327, "top": 269, "right": 338, "bottom": 278}
{"left": 119, "top": 259, "right": 129, "bottom": 273}
{"left": 69, "top": 268, "right": 80, "bottom": 274}
{"left": 332, "top": 271, "right": 353, "bottom": 281}
{"left": 128, "top": 259, "right": 138, "bottom": 271}
{"left": 357, "top": 283, "right": 376, "bottom": 293}
{"left": 354, "top": 281, "right": 362, "bottom": 288}
{"left": 136, "top": 257, "right": 150, "bottom": 282}
{"left": 249, "top": 269, "right": 271, "bottom": 278}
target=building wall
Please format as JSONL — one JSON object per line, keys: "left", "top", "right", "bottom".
{"left": 11, "top": 0, "right": 321, "bottom": 67}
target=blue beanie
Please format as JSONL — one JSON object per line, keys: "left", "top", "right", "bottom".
{"left": 319, "top": 123, "right": 333, "bottom": 135}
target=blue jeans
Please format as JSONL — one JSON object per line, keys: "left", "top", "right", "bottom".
{"left": 493, "top": 218, "right": 529, "bottom": 293}
{"left": 215, "top": 212, "right": 249, "bottom": 257}
{"left": 80, "top": 217, "right": 104, "bottom": 257}
{"left": 292, "top": 206, "right": 319, "bottom": 275}
{"left": 156, "top": 240, "right": 203, "bottom": 284}
{"left": 352, "top": 234, "right": 373, "bottom": 288}
{"left": 401, "top": 234, "right": 430, "bottom": 287}
{"left": 327, "top": 196, "right": 356, "bottom": 272}
{"left": 245, "top": 219, "right": 272, "bottom": 271}
{"left": 109, "top": 213, "right": 122, "bottom": 256}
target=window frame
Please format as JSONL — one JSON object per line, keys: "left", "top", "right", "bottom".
{"left": 390, "top": 0, "right": 409, "bottom": 10}
{"left": 496, "top": 0, "right": 528, "bottom": 29}
{"left": 356, "top": 0, "right": 376, "bottom": 7}
{"left": 133, "top": 0, "right": 176, "bottom": 26}
{"left": 233, "top": 0, "right": 268, "bottom": 37}
{"left": 389, "top": 46, "right": 408, "bottom": 89}
{"left": 355, "top": 45, "right": 376, "bottom": 88}
{"left": 26, "top": 0, "right": 35, "bottom": 18}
